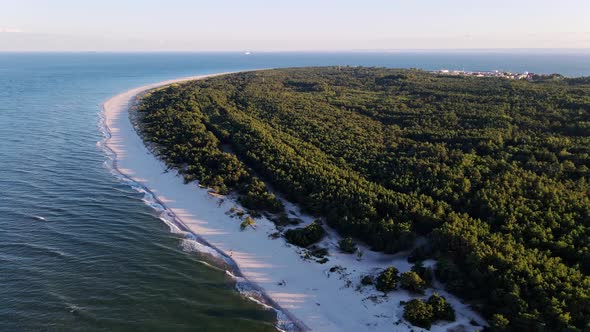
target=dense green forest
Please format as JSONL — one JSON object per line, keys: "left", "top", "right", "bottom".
{"left": 137, "top": 67, "right": 590, "bottom": 331}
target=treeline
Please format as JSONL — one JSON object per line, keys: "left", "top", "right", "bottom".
{"left": 137, "top": 67, "right": 590, "bottom": 331}
{"left": 137, "top": 85, "right": 283, "bottom": 213}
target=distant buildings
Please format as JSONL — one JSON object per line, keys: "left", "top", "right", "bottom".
{"left": 433, "top": 69, "right": 536, "bottom": 80}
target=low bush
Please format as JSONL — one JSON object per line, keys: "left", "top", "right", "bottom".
{"left": 400, "top": 271, "right": 427, "bottom": 294}
{"left": 240, "top": 216, "right": 256, "bottom": 230}
{"left": 284, "top": 221, "right": 326, "bottom": 247}
{"left": 403, "top": 294, "right": 456, "bottom": 329}
{"left": 338, "top": 237, "right": 357, "bottom": 253}
{"left": 361, "top": 275, "right": 374, "bottom": 285}
{"left": 403, "top": 299, "right": 434, "bottom": 329}
{"left": 376, "top": 266, "right": 399, "bottom": 292}
{"left": 428, "top": 293, "right": 455, "bottom": 322}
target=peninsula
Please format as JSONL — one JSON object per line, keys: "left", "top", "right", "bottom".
{"left": 105, "top": 67, "right": 590, "bottom": 331}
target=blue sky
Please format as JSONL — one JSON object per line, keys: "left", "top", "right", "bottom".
{"left": 1, "top": 0, "right": 589, "bottom": 51}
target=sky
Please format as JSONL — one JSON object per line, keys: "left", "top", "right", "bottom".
{"left": 1, "top": 0, "right": 589, "bottom": 51}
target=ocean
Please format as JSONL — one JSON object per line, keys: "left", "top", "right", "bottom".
{"left": 0, "top": 52, "right": 588, "bottom": 331}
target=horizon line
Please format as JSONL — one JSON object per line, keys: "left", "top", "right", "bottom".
{"left": 1, "top": 48, "right": 590, "bottom": 54}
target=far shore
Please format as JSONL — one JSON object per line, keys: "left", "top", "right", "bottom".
{"left": 102, "top": 70, "right": 486, "bottom": 332}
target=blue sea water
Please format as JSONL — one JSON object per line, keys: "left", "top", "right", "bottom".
{"left": 0, "top": 52, "right": 588, "bottom": 331}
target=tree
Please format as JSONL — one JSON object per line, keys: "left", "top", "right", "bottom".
{"left": 138, "top": 67, "right": 590, "bottom": 331}
{"left": 411, "top": 261, "right": 433, "bottom": 285}
{"left": 489, "top": 313, "right": 510, "bottom": 331}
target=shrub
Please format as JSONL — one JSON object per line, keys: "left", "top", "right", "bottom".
{"left": 376, "top": 266, "right": 399, "bottom": 292}
{"left": 403, "top": 294, "right": 456, "bottom": 329}
{"left": 361, "top": 275, "right": 374, "bottom": 285}
{"left": 284, "top": 221, "right": 326, "bottom": 247}
{"left": 338, "top": 237, "right": 357, "bottom": 253}
{"left": 310, "top": 246, "right": 329, "bottom": 258}
{"left": 400, "top": 271, "right": 427, "bottom": 294}
{"left": 427, "top": 293, "right": 455, "bottom": 322}
{"left": 403, "top": 299, "right": 434, "bottom": 329}
{"left": 317, "top": 257, "right": 329, "bottom": 264}
{"left": 240, "top": 216, "right": 256, "bottom": 230}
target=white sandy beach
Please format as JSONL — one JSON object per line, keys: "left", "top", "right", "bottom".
{"left": 102, "top": 72, "right": 486, "bottom": 332}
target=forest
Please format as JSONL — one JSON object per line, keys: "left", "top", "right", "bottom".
{"left": 137, "top": 67, "right": 590, "bottom": 331}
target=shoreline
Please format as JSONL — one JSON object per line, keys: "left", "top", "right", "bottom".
{"left": 101, "top": 72, "right": 307, "bottom": 332}
{"left": 102, "top": 71, "right": 486, "bottom": 332}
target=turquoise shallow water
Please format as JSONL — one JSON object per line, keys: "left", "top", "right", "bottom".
{"left": 0, "top": 52, "right": 588, "bottom": 331}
